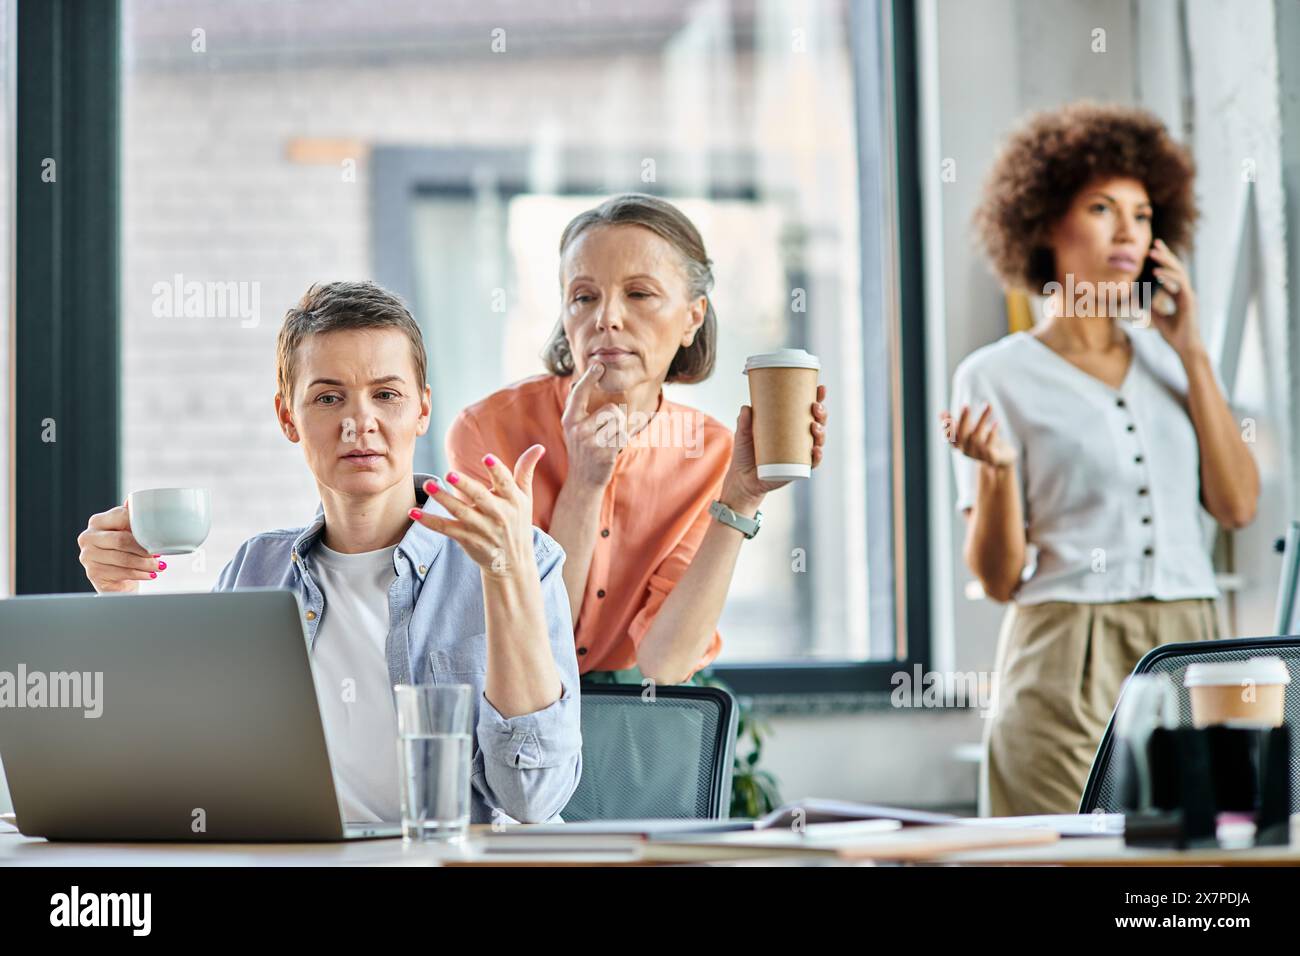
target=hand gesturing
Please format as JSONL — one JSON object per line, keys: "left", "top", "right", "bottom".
{"left": 410, "top": 445, "right": 546, "bottom": 578}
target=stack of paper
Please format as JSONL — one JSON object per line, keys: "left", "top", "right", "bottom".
{"left": 458, "top": 800, "right": 1063, "bottom": 865}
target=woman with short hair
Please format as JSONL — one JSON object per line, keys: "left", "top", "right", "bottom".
{"left": 78, "top": 280, "right": 582, "bottom": 825}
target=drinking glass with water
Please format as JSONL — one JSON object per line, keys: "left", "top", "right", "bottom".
{"left": 394, "top": 684, "right": 473, "bottom": 842}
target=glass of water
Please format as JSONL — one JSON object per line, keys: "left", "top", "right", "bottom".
{"left": 394, "top": 683, "right": 473, "bottom": 843}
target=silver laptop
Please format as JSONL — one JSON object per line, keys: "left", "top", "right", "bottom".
{"left": 0, "top": 589, "right": 400, "bottom": 841}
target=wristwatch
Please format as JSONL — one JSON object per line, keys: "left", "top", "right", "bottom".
{"left": 709, "top": 500, "right": 762, "bottom": 539}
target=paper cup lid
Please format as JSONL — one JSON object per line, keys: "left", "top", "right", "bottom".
{"left": 744, "top": 348, "right": 821, "bottom": 373}
{"left": 1183, "top": 657, "right": 1292, "bottom": 688}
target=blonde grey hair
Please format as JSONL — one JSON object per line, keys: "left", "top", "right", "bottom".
{"left": 542, "top": 193, "right": 717, "bottom": 384}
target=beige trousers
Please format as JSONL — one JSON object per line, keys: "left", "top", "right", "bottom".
{"left": 980, "top": 597, "right": 1220, "bottom": 817}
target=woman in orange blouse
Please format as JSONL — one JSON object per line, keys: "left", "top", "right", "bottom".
{"left": 446, "top": 193, "right": 829, "bottom": 684}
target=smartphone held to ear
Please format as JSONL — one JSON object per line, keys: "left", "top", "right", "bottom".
{"left": 1139, "top": 244, "right": 1178, "bottom": 317}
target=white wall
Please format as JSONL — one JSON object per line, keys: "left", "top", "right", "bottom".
{"left": 1181, "top": 0, "right": 1294, "bottom": 640}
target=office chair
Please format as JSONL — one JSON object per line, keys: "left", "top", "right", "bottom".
{"left": 562, "top": 684, "right": 739, "bottom": 821}
{"left": 1079, "top": 635, "right": 1300, "bottom": 813}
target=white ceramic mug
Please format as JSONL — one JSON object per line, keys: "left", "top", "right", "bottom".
{"left": 127, "top": 488, "right": 212, "bottom": 556}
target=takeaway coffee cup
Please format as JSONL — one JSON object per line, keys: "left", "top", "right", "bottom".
{"left": 1183, "top": 657, "right": 1291, "bottom": 729}
{"left": 743, "top": 348, "right": 821, "bottom": 481}
{"left": 127, "top": 487, "right": 212, "bottom": 556}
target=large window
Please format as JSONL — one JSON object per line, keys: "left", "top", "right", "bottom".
{"left": 105, "top": 0, "right": 922, "bottom": 693}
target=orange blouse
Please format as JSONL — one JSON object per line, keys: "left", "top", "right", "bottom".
{"left": 445, "top": 373, "right": 732, "bottom": 675}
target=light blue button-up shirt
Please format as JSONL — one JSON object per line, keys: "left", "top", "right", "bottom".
{"left": 211, "top": 474, "right": 582, "bottom": 824}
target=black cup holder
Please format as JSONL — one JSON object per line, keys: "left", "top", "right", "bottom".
{"left": 1115, "top": 724, "right": 1291, "bottom": 848}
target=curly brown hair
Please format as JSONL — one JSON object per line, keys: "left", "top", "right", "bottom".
{"left": 973, "top": 101, "right": 1197, "bottom": 292}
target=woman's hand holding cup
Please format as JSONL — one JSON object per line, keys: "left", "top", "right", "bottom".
{"left": 726, "top": 383, "right": 829, "bottom": 505}
{"left": 728, "top": 349, "right": 827, "bottom": 506}
{"left": 77, "top": 500, "right": 166, "bottom": 594}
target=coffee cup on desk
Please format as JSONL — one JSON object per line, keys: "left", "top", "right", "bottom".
{"left": 127, "top": 487, "right": 211, "bottom": 556}
{"left": 1183, "top": 657, "right": 1291, "bottom": 728}
{"left": 743, "top": 348, "right": 821, "bottom": 481}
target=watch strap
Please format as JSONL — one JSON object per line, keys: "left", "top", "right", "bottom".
{"left": 709, "top": 500, "right": 762, "bottom": 539}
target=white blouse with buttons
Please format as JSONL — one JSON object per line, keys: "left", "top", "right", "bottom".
{"left": 949, "top": 325, "right": 1222, "bottom": 606}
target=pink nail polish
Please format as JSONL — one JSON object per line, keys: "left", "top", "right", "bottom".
{"left": 409, "top": 508, "right": 423, "bottom": 520}
{"left": 446, "top": 472, "right": 460, "bottom": 485}
{"left": 158, "top": 561, "right": 167, "bottom": 571}
{"left": 150, "top": 571, "right": 157, "bottom": 579}
{"left": 424, "top": 481, "right": 439, "bottom": 495}
{"left": 483, "top": 455, "right": 496, "bottom": 468}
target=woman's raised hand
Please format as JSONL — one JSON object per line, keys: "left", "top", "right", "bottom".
{"left": 560, "top": 362, "right": 626, "bottom": 490}
{"left": 939, "top": 403, "right": 1017, "bottom": 468}
{"left": 77, "top": 499, "right": 166, "bottom": 593}
{"left": 410, "top": 445, "right": 546, "bottom": 578}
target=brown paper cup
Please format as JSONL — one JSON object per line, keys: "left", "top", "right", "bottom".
{"left": 744, "top": 349, "right": 820, "bottom": 481}
{"left": 1184, "top": 657, "right": 1291, "bottom": 728}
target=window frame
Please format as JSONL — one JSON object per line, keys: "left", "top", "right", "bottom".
{"left": 14, "top": 0, "right": 121, "bottom": 596}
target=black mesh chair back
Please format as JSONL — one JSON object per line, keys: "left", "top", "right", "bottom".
{"left": 1080, "top": 635, "right": 1300, "bottom": 813}
{"left": 562, "top": 684, "right": 738, "bottom": 821}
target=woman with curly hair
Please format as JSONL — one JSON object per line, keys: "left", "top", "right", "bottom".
{"left": 939, "top": 102, "right": 1260, "bottom": 816}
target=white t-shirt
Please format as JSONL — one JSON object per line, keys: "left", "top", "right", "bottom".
{"left": 949, "top": 325, "right": 1221, "bottom": 605}
{"left": 308, "top": 541, "right": 402, "bottom": 823}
